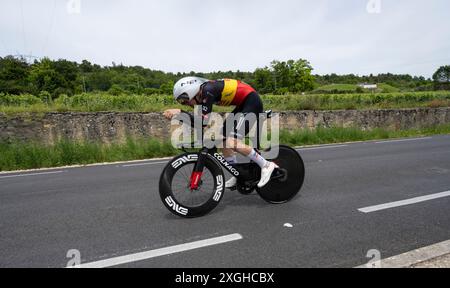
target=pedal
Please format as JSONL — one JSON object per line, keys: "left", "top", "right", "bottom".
{"left": 271, "top": 168, "right": 288, "bottom": 182}
{"left": 237, "top": 185, "right": 255, "bottom": 195}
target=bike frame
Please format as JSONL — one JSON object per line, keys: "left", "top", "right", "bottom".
{"left": 184, "top": 109, "right": 273, "bottom": 190}
{"left": 188, "top": 146, "right": 260, "bottom": 190}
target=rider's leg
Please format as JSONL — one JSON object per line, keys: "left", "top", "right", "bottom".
{"left": 223, "top": 92, "right": 278, "bottom": 188}
{"left": 223, "top": 147, "right": 238, "bottom": 188}
{"left": 225, "top": 137, "right": 266, "bottom": 167}
{"left": 225, "top": 137, "right": 278, "bottom": 188}
{"left": 222, "top": 147, "right": 236, "bottom": 160}
{"left": 225, "top": 153, "right": 237, "bottom": 165}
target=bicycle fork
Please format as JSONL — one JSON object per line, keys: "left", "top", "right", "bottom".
{"left": 189, "top": 151, "right": 208, "bottom": 190}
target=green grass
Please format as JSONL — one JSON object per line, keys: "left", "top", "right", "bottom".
{"left": 1, "top": 124, "right": 450, "bottom": 171}
{"left": 1, "top": 91, "right": 450, "bottom": 115}
{"left": 314, "top": 84, "right": 358, "bottom": 93}
{"left": 0, "top": 138, "right": 179, "bottom": 171}
{"left": 279, "top": 124, "right": 450, "bottom": 147}
{"left": 0, "top": 92, "right": 236, "bottom": 115}
{"left": 376, "top": 83, "right": 400, "bottom": 93}
{"left": 313, "top": 83, "right": 400, "bottom": 94}
{"left": 262, "top": 91, "right": 450, "bottom": 110}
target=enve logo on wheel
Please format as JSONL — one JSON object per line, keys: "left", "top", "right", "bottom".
{"left": 165, "top": 196, "right": 189, "bottom": 216}
{"left": 171, "top": 154, "right": 198, "bottom": 169}
{"left": 213, "top": 175, "right": 224, "bottom": 202}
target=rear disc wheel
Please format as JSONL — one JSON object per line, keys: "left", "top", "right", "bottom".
{"left": 256, "top": 145, "right": 305, "bottom": 204}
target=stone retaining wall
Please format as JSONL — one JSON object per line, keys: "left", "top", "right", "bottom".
{"left": 1, "top": 108, "right": 449, "bottom": 144}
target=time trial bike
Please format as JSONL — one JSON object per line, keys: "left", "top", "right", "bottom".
{"left": 159, "top": 110, "right": 305, "bottom": 218}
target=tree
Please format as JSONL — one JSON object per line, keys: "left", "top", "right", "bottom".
{"left": 270, "top": 59, "right": 315, "bottom": 93}
{"left": 271, "top": 60, "right": 291, "bottom": 90}
{"left": 0, "top": 56, "right": 31, "bottom": 94}
{"left": 86, "top": 70, "right": 113, "bottom": 91}
{"left": 28, "top": 58, "right": 62, "bottom": 97}
{"left": 108, "top": 84, "right": 125, "bottom": 96}
{"left": 290, "top": 59, "right": 315, "bottom": 92}
{"left": 433, "top": 66, "right": 450, "bottom": 83}
{"left": 28, "top": 58, "right": 79, "bottom": 97}
{"left": 253, "top": 67, "right": 274, "bottom": 94}
{"left": 159, "top": 80, "right": 174, "bottom": 95}
{"left": 80, "top": 60, "right": 94, "bottom": 73}
{"left": 52, "top": 59, "right": 79, "bottom": 94}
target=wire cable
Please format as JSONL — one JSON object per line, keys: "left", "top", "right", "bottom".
{"left": 19, "top": 0, "right": 27, "bottom": 54}
{"left": 41, "top": 0, "right": 57, "bottom": 57}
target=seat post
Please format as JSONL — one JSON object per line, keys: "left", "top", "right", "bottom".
{"left": 256, "top": 116, "right": 261, "bottom": 150}
{"left": 257, "top": 110, "right": 272, "bottom": 150}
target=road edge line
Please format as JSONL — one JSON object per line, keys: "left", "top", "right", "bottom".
{"left": 355, "top": 240, "right": 450, "bottom": 268}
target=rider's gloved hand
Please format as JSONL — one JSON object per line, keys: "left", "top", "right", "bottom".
{"left": 163, "top": 109, "right": 181, "bottom": 120}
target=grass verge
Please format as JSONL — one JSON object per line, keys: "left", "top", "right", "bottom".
{"left": 1, "top": 124, "right": 450, "bottom": 171}
{"left": 0, "top": 138, "right": 178, "bottom": 172}
{"left": 279, "top": 124, "right": 450, "bottom": 146}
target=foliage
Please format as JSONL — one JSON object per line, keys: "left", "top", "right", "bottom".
{"left": 1, "top": 91, "right": 449, "bottom": 114}
{"left": 0, "top": 55, "right": 447, "bottom": 98}
{"left": 433, "top": 65, "right": 450, "bottom": 83}
{"left": 0, "top": 138, "right": 178, "bottom": 171}
{"left": 312, "top": 83, "right": 400, "bottom": 94}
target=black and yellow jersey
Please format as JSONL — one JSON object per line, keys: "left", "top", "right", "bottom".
{"left": 200, "top": 79, "right": 256, "bottom": 115}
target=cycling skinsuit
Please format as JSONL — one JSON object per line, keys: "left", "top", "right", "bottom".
{"left": 200, "top": 79, "right": 264, "bottom": 140}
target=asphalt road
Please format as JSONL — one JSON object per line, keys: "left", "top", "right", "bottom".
{"left": 1, "top": 135, "right": 450, "bottom": 268}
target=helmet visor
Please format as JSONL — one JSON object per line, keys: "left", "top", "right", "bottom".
{"left": 176, "top": 93, "right": 190, "bottom": 105}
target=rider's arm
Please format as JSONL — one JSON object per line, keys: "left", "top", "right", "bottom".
{"left": 179, "top": 104, "right": 211, "bottom": 128}
{"left": 200, "top": 91, "right": 215, "bottom": 122}
{"left": 179, "top": 110, "right": 196, "bottom": 128}
{"left": 199, "top": 82, "right": 219, "bottom": 124}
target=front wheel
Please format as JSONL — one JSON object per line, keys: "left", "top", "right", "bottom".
{"left": 159, "top": 153, "right": 225, "bottom": 218}
{"left": 256, "top": 145, "right": 305, "bottom": 204}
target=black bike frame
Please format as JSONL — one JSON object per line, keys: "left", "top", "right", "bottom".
{"left": 189, "top": 146, "right": 261, "bottom": 190}
{"left": 185, "top": 109, "right": 272, "bottom": 189}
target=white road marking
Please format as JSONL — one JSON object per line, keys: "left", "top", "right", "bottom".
{"left": 375, "top": 137, "right": 432, "bottom": 144}
{"left": 0, "top": 157, "right": 174, "bottom": 175}
{"left": 297, "top": 145, "right": 348, "bottom": 151}
{"left": 71, "top": 233, "right": 243, "bottom": 268}
{"left": 358, "top": 190, "right": 450, "bottom": 213}
{"left": 122, "top": 161, "right": 168, "bottom": 167}
{"left": 356, "top": 240, "right": 450, "bottom": 268}
{"left": 0, "top": 171, "right": 65, "bottom": 179}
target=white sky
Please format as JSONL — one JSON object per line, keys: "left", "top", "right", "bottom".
{"left": 1, "top": 0, "right": 449, "bottom": 77}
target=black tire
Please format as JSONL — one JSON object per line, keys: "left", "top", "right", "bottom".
{"left": 159, "top": 153, "right": 225, "bottom": 218}
{"left": 256, "top": 145, "right": 305, "bottom": 204}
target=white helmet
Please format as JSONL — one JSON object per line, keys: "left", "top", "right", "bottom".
{"left": 173, "top": 76, "right": 209, "bottom": 102}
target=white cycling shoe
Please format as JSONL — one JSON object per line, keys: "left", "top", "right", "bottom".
{"left": 257, "top": 162, "right": 279, "bottom": 188}
{"left": 225, "top": 177, "right": 237, "bottom": 189}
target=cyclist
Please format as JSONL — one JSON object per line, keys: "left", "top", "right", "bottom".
{"left": 163, "top": 76, "right": 278, "bottom": 189}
